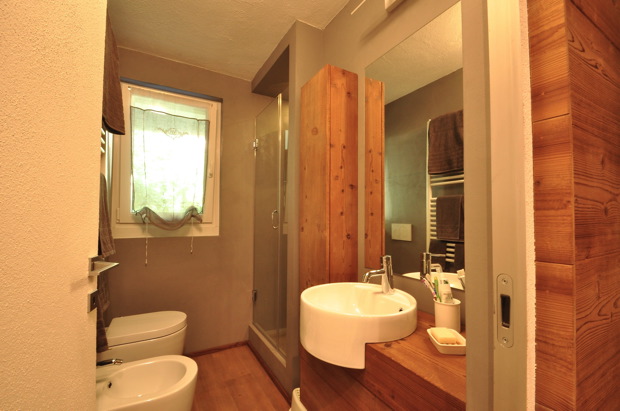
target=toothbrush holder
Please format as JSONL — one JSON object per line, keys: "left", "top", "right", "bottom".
{"left": 434, "top": 298, "right": 461, "bottom": 332}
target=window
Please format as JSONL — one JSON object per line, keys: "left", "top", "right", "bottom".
{"left": 112, "top": 80, "right": 221, "bottom": 238}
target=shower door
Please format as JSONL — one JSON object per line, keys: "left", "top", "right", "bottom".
{"left": 253, "top": 92, "right": 288, "bottom": 356}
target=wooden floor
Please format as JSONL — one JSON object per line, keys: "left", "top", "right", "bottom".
{"left": 190, "top": 345, "right": 289, "bottom": 411}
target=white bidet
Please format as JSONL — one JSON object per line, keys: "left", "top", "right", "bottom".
{"left": 96, "top": 355, "right": 197, "bottom": 411}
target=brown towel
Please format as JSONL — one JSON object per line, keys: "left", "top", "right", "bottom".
{"left": 97, "top": 271, "right": 111, "bottom": 313}
{"left": 428, "top": 110, "right": 463, "bottom": 174}
{"left": 99, "top": 174, "right": 115, "bottom": 257}
{"left": 436, "top": 195, "right": 464, "bottom": 241}
{"left": 102, "top": 13, "right": 125, "bottom": 135}
{"left": 96, "top": 270, "right": 111, "bottom": 353}
{"left": 96, "top": 279, "right": 110, "bottom": 353}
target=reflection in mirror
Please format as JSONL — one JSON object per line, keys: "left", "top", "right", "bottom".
{"left": 365, "top": 2, "right": 463, "bottom": 280}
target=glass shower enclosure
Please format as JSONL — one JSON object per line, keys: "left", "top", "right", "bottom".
{"left": 253, "top": 91, "right": 288, "bottom": 356}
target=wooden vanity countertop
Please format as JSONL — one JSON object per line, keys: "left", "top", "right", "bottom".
{"left": 365, "top": 310, "right": 466, "bottom": 409}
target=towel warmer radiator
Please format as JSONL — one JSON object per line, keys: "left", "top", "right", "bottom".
{"left": 426, "top": 118, "right": 464, "bottom": 266}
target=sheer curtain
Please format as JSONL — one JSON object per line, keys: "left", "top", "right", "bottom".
{"left": 129, "top": 86, "right": 210, "bottom": 230}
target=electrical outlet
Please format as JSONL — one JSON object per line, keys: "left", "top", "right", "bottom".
{"left": 391, "top": 223, "right": 412, "bottom": 241}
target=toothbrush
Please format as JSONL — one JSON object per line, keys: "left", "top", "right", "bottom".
{"left": 421, "top": 277, "right": 437, "bottom": 300}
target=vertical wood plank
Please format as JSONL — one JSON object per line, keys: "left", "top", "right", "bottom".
{"left": 299, "top": 66, "right": 330, "bottom": 291}
{"left": 364, "top": 77, "right": 385, "bottom": 269}
{"left": 328, "top": 65, "right": 358, "bottom": 282}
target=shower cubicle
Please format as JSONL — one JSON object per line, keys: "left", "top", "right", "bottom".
{"left": 252, "top": 91, "right": 289, "bottom": 359}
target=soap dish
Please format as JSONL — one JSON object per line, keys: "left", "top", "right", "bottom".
{"left": 427, "top": 327, "right": 466, "bottom": 355}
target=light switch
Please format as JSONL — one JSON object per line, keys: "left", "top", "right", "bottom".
{"left": 88, "top": 290, "right": 98, "bottom": 313}
{"left": 391, "top": 223, "right": 412, "bottom": 241}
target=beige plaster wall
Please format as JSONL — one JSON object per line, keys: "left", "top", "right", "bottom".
{"left": 0, "top": 1, "right": 106, "bottom": 409}
{"left": 105, "top": 49, "right": 273, "bottom": 353}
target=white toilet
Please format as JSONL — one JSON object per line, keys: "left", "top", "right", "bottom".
{"left": 97, "top": 311, "right": 187, "bottom": 363}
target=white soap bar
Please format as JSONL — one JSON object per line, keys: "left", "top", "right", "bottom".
{"left": 431, "top": 328, "right": 460, "bottom": 345}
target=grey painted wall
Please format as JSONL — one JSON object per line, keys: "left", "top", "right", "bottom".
{"left": 385, "top": 69, "right": 463, "bottom": 274}
{"left": 105, "top": 48, "right": 273, "bottom": 353}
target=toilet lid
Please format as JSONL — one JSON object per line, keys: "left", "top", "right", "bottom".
{"left": 106, "top": 311, "right": 187, "bottom": 346}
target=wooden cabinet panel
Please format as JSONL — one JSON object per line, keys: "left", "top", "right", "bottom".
{"left": 299, "top": 64, "right": 358, "bottom": 290}
{"left": 300, "top": 67, "right": 330, "bottom": 290}
{"left": 328, "top": 68, "right": 359, "bottom": 282}
{"left": 299, "top": 312, "right": 465, "bottom": 411}
{"left": 300, "top": 348, "right": 388, "bottom": 411}
{"left": 364, "top": 77, "right": 385, "bottom": 269}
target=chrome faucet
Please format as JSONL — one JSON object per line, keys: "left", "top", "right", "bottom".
{"left": 96, "top": 358, "right": 123, "bottom": 367}
{"left": 420, "top": 252, "right": 445, "bottom": 278}
{"left": 363, "top": 255, "right": 394, "bottom": 294}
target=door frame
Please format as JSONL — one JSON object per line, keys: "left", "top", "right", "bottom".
{"left": 463, "top": 0, "right": 534, "bottom": 408}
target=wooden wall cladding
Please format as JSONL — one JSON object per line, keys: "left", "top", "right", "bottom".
{"left": 535, "top": 262, "right": 576, "bottom": 410}
{"left": 364, "top": 77, "right": 385, "bottom": 269}
{"left": 566, "top": 1, "right": 620, "bottom": 409}
{"left": 529, "top": 0, "right": 620, "bottom": 408}
{"left": 532, "top": 116, "right": 575, "bottom": 265}
{"left": 299, "top": 65, "right": 358, "bottom": 291}
{"left": 527, "top": 0, "right": 571, "bottom": 122}
{"left": 575, "top": 255, "right": 620, "bottom": 409}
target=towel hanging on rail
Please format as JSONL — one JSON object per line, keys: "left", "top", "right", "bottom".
{"left": 436, "top": 194, "right": 464, "bottom": 241}
{"left": 428, "top": 110, "right": 463, "bottom": 174}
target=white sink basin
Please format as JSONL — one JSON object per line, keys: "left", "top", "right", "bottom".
{"left": 300, "top": 282, "right": 417, "bottom": 369}
{"left": 96, "top": 355, "right": 197, "bottom": 411}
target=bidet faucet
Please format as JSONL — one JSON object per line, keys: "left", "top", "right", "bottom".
{"left": 363, "top": 255, "right": 394, "bottom": 294}
{"left": 420, "top": 252, "right": 446, "bottom": 278}
{"left": 96, "top": 358, "right": 123, "bottom": 367}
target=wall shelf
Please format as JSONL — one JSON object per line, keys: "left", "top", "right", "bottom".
{"left": 88, "top": 256, "right": 118, "bottom": 277}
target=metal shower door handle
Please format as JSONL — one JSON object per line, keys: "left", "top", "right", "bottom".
{"left": 271, "top": 209, "right": 279, "bottom": 229}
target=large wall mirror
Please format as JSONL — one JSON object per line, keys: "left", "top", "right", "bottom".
{"left": 365, "top": 1, "right": 464, "bottom": 283}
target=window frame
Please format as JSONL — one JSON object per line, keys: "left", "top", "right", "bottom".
{"left": 111, "top": 79, "right": 222, "bottom": 238}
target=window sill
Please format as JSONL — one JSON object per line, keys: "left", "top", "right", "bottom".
{"left": 112, "top": 222, "right": 219, "bottom": 239}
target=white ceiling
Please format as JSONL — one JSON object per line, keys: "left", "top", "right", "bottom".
{"left": 365, "top": 2, "right": 462, "bottom": 104}
{"left": 107, "top": 0, "right": 350, "bottom": 81}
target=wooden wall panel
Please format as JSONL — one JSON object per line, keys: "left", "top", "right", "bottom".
{"left": 566, "top": 1, "right": 620, "bottom": 409}
{"left": 535, "top": 262, "right": 576, "bottom": 410}
{"left": 328, "top": 66, "right": 358, "bottom": 281}
{"left": 575, "top": 256, "right": 620, "bottom": 410}
{"left": 530, "top": 0, "right": 620, "bottom": 408}
{"left": 570, "top": 0, "right": 620, "bottom": 50}
{"left": 568, "top": 1, "right": 620, "bottom": 260}
{"left": 532, "top": 116, "right": 575, "bottom": 264}
{"left": 364, "top": 77, "right": 385, "bottom": 269}
{"left": 527, "top": 0, "right": 571, "bottom": 122}
{"left": 300, "top": 67, "right": 331, "bottom": 290}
